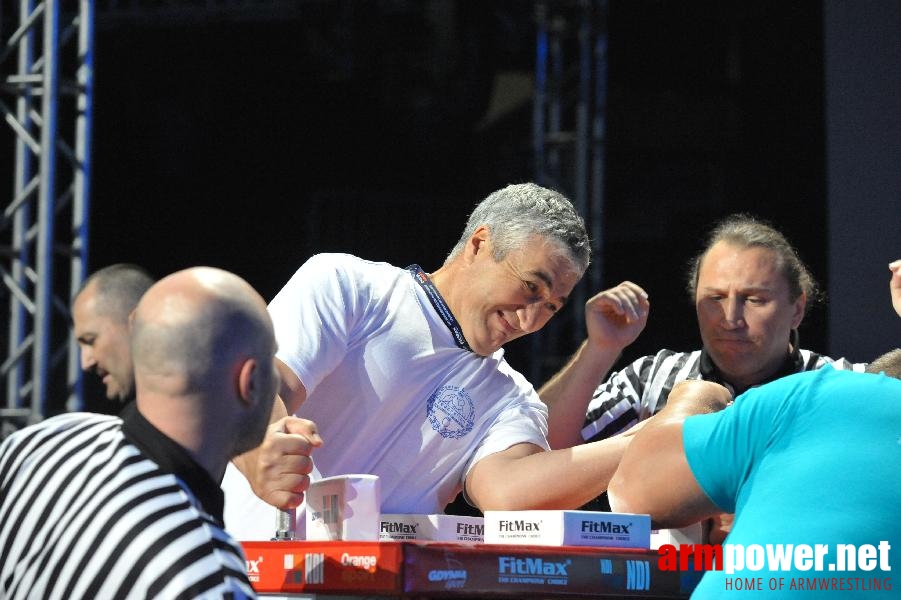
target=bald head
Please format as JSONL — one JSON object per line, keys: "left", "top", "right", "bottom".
{"left": 131, "top": 268, "right": 279, "bottom": 465}
{"left": 132, "top": 267, "right": 274, "bottom": 391}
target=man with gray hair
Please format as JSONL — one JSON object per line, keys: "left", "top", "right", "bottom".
{"left": 223, "top": 182, "right": 643, "bottom": 540}
{"left": 72, "top": 263, "right": 155, "bottom": 403}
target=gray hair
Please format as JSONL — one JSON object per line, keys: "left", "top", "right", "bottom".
{"left": 446, "top": 183, "right": 590, "bottom": 273}
{"left": 74, "top": 263, "right": 155, "bottom": 321}
{"left": 686, "top": 214, "right": 820, "bottom": 310}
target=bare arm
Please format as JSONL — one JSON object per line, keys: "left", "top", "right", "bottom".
{"left": 540, "top": 341, "right": 623, "bottom": 449}
{"left": 890, "top": 259, "right": 901, "bottom": 318}
{"left": 540, "top": 282, "right": 649, "bottom": 449}
{"left": 466, "top": 430, "right": 642, "bottom": 511}
{"left": 231, "top": 359, "right": 321, "bottom": 508}
{"left": 607, "top": 380, "right": 730, "bottom": 528}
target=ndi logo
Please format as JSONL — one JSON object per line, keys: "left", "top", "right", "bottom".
{"left": 427, "top": 385, "right": 475, "bottom": 439}
{"left": 626, "top": 560, "right": 650, "bottom": 591}
{"left": 305, "top": 553, "right": 325, "bottom": 585}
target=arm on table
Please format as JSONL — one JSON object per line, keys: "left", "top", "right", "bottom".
{"left": 465, "top": 426, "right": 647, "bottom": 511}
{"left": 231, "top": 359, "right": 322, "bottom": 508}
{"left": 540, "top": 282, "right": 650, "bottom": 449}
{"left": 607, "top": 380, "right": 730, "bottom": 528}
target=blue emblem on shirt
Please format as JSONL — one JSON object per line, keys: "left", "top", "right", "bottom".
{"left": 427, "top": 385, "right": 474, "bottom": 439}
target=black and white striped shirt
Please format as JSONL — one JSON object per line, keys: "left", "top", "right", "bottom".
{"left": 582, "top": 346, "right": 866, "bottom": 443}
{"left": 0, "top": 404, "right": 255, "bottom": 600}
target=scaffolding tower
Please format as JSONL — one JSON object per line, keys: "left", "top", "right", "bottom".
{"left": 1, "top": 1, "right": 311, "bottom": 438}
{"left": 1, "top": 0, "right": 93, "bottom": 437}
{"left": 2, "top": 1, "right": 607, "bottom": 431}
{"left": 530, "top": 0, "right": 607, "bottom": 383}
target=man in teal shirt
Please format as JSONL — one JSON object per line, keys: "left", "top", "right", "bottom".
{"left": 608, "top": 260, "right": 901, "bottom": 597}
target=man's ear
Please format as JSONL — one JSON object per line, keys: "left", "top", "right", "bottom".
{"left": 236, "top": 359, "right": 258, "bottom": 408}
{"left": 466, "top": 225, "right": 492, "bottom": 261}
{"left": 791, "top": 292, "right": 806, "bottom": 329}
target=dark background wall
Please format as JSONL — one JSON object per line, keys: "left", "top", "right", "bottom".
{"left": 32, "top": 0, "right": 894, "bottom": 408}
{"left": 824, "top": 0, "right": 901, "bottom": 364}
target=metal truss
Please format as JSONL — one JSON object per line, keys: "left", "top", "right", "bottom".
{"left": 0, "top": 0, "right": 487, "bottom": 437}
{"left": 1, "top": 0, "right": 93, "bottom": 437}
{"left": 530, "top": 0, "right": 608, "bottom": 382}
{"left": 1, "top": 0, "right": 604, "bottom": 426}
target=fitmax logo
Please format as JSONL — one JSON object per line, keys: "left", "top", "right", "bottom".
{"left": 498, "top": 556, "right": 571, "bottom": 576}
{"left": 457, "top": 523, "right": 483, "bottom": 536}
{"left": 498, "top": 520, "right": 542, "bottom": 532}
{"left": 246, "top": 556, "right": 263, "bottom": 574}
{"left": 381, "top": 522, "right": 418, "bottom": 534}
{"left": 581, "top": 520, "right": 632, "bottom": 534}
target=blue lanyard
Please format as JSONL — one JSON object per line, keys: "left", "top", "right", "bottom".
{"left": 406, "top": 264, "right": 473, "bottom": 353}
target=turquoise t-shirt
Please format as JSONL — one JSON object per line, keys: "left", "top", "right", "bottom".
{"left": 683, "top": 367, "right": 901, "bottom": 598}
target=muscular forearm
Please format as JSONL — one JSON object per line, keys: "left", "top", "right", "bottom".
{"left": 540, "top": 340, "right": 623, "bottom": 449}
{"left": 608, "top": 416, "right": 712, "bottom": 527}
{"left": 468, "top": 435, "right": 631, "bottom": 511}
{"left": 608, "top": 381, "right": 729, "bottom": 526}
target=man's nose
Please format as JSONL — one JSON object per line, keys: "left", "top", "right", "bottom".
{"left": 516, "top": 304, "right": 545, "bottom": 334}
{"left": 80, "top": 348, "right": 95, "bottom": 371}
{"left": 721, "top": 297, "right": 745, "bottom": 328}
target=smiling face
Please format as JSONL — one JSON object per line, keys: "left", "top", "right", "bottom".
{"left": 72, "top": 282, "right": 135, "bottom": 402}
{"left": 694, "top": 240, "right": 806, "bottom": 391}
{"left": 453, "top": 228, "right": 582, "bottom": 356}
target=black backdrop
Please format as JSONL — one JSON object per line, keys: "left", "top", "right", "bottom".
{"left": 77, "top": 0, "right": 830, "bottom": 410}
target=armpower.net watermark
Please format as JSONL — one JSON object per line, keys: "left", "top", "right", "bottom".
{"left": 659, "top": 542, "right": 892, "bottom": 592}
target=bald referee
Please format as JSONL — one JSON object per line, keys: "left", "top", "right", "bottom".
{"left": 0, "top": 267, "right": 280, "bottom": 599}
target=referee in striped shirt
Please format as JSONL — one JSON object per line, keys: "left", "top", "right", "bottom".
{"left": 0, "top": 267, "right": 279, "bottom": 599}
{"left": 539, "top": 215, "right": 865, "bottom": 521}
